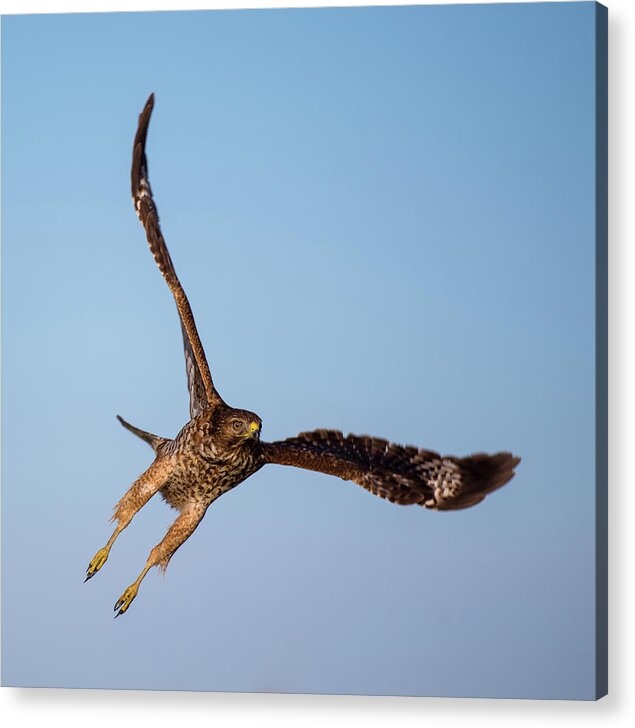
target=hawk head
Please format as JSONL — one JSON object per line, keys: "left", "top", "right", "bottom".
{"left": 210, "top": 406, "right": 262, "bottom": 450}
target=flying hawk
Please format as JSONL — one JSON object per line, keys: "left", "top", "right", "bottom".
{"left": 85, "top": 94, "right": 520, "bottom": 616}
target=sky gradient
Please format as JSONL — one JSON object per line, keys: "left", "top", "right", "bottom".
{"left": 2, "top": 2, "right": 600, "bottom": 699}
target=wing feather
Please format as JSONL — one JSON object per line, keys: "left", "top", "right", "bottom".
{"left": 131, "top": 93, "right": 224, "bottom": 415}
{"left": 262, "top": 430, "right": 520, "bottom": 510}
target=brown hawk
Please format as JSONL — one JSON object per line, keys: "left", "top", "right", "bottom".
{"left": 85, "top": 94, "right": 520, "bottom": 616}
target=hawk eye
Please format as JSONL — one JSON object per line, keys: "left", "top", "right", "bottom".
{"left": 231, "top": 420, "right": 243, "bottom": 432}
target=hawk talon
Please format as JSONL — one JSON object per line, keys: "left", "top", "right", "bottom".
{"left": 85, "top": 547, "right": 109, "bottom": 581}
{"left": 114, "top": 584, "right": 139, "bottom": 617}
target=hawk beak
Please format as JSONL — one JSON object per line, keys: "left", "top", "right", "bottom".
{"left": 248, "top": 421, "right": 261, "bottom": 438}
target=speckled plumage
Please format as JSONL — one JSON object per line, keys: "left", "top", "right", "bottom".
{"left": 85, "top": 94, "right": 520, "bottom": 616}
{"left": 154, "top": 409, "right": 264, "bottom": 512}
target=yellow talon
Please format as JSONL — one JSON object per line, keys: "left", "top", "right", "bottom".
{"left": 114, "top": 584, "right": 139, "bottom": 617}
{"left": 85, "top": 547, "right": 109, "bottom": 581}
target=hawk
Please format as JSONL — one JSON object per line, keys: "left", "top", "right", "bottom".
{"left": 85, "top": 94, "right": 520, "bottom": 616}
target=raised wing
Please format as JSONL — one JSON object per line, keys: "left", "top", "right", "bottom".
{"left": 178, "top": 320, "right": 210, "bottom": 419}
{"left": 131, "top": 93, "right": 224, "bottom": 416}
{"left": 262, "top": 430, "right": 520, "bottom": 510}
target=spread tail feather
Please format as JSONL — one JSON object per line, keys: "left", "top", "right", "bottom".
{"left": 116, "top": 415, "right": 168, "bottom": 453}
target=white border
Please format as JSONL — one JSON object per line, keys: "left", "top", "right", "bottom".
{"left": 1, "top": 1, "right": 633, "bottom": 726}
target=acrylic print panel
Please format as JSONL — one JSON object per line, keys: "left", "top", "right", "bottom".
{"left": 1, "top": 2, "right": 607, "bottom": 700}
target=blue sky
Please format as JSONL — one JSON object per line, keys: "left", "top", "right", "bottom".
{"left": 2, "top": 3, "right": 600, "bottom": 699}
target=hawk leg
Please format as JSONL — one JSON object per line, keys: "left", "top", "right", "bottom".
{"left": 85, "top": 456, "right": 172, "bottom": 582}
{"left": 114, "top": 502, "right": 207, "bottom": 616}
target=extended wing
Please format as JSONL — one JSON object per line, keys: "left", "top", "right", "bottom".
{"left": 262, "top": 430, "right": 520, "bottom": 510}
{"left": 131, "top": 93, "right": 224, "bottom": 417}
